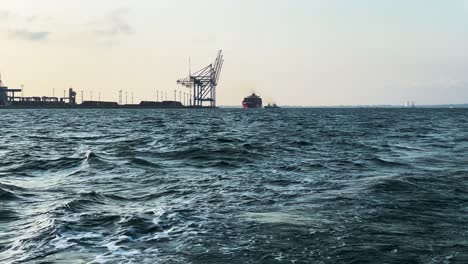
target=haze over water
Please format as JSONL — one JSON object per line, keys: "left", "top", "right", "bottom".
{"left": 2, "top": 0, "right": 468, "bottom": 106}
{"left": 0, "top": 108, "right": 467, "bottom": 263}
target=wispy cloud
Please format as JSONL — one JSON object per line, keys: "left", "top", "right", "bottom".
{"left": 8, "top": 29, "right": 50, "bottom": 42}
{"left": 1, "top": 9, "right": 52, "bottom": 42}
{"left": 0, "top": 9, "right": 14, "bottom": 20}
{"left": 90, "top": 8, "right": 135, "bottom": 46}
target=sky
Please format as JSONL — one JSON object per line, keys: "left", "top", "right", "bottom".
{"left": 0, "top": 0, "right": 467, "bottom": 106}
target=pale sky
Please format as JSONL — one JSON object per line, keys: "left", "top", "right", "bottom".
{"left": 1, "top": 0, "right": 467, "bottom": 106}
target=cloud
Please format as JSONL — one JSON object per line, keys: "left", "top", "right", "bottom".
{"left": 0, "top": 9, "right": 13, "bottom": 19}
{"left": 8, "top": 29, "right": 50, "bottom": 41}
{"left": 0, "top": 9, "right": 52, "bottom": 42}
{"left": 92, "top": 8, "right": 135, "bottom": 40}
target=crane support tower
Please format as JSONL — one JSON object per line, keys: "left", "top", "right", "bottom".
{"left": 177, "top": 50, "right": 224, "bottom": 108}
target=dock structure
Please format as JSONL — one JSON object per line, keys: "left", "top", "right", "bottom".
{"left": 0, "top": 51, "right": 223, "bottom": 109}
{"left": 177, "top": 50, "right": 224, "bottom": 108}
{"left": 0, "top": 81, "right": 76, "bottom": 108}
{"left": 0, "top": 73, "right": 185, "bottom": 109}
{"left": 0, "top": 73, "right": 22, "bottom": 107}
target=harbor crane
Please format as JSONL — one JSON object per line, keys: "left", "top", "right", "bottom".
{"left": 177, "top": 50, "right": 224, "bottom": 108}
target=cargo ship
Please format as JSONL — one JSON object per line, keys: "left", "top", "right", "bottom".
{"left": 242, "top": 93, "right": 262, "bottom": 109}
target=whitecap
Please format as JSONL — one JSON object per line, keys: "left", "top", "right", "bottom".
{"left": 85, "top": 150, "right": 93, "bottom": 160}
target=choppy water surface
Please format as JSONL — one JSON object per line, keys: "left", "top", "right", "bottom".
{"left": 0, "top": 108, "right": 467, "bottom": 263}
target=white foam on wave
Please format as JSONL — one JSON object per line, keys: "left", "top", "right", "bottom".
{"left": 152, "top": 226, "right": 175, "bottom": 240}
{"left": 0, "top": 214, "right": 57, "bottom": 263}
{"left": 151, "top": 206, "right": 167, "bottom": 225}
{"left": 104, "top": 240, "right": 120, "bottom": 251}
{"left": 50, "top": 235, "right": 76, "bottom": 250}
{"left": 85, "top": 150, "right": 93, "bottom": 160}
{"left": 94, "top": 237, "right": 144, "bottom": 264}
{"left": 92, "top": 248, "right": 142, "bottom": 264}
{"left": 51, "top": 231, "right": 103, "bottom": 251}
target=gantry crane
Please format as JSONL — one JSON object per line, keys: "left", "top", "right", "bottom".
{"left": 177, "top": 50, "right": 224, "bottom": 108}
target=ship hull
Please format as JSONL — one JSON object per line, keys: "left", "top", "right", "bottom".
{"left": 242, "top": 103, "right": 262, "bottom": 109}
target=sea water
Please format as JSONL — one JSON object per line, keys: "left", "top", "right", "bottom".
{"left": 0, "top": 108, "right": 467, "bottom": 263}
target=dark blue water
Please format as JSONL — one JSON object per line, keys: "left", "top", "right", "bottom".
{"left": 0, "top": 108, "right": 467, "bottom": 263}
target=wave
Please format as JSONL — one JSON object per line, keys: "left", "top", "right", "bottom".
{"left": 1, "top": 108, "right": 467, "bottom": 263}
{"left": 367, "top": 157, "right": 411, "bottom": 168}
{"left": 277, "top": 163, "right": 327, "bottom": 172}
{"left": 1, "top": 214, "right": 58, "bottom": 263}
{"left": 0, "top": 209, "right": 19, "bottom": 222}
{"left": 0, "top": 183, "right": 24, "bottom": 201}
{"left": 366, "top": 177, "right": 423, "bottom": 194}
{"left": 81, "top": 152, "right": 120, "bottom": 170}
{"left": 127, "top": 189, "right": 181, "bottom": 201}
{"left": 3, "top": 157, "right": 84, "bottom": 175}
{"left": 215, "top": 137, "right": 238, "bottom": 143}
{"left": 128, "top": 157, "right": 162, "bottom": 169}
{"left": 54, "top": 191, "right": 117, "bottom": 213}
{"left": 153, "top": 146, "right": 260, "bottom": 166}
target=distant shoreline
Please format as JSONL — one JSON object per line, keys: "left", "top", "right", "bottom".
{"left": 219, "top": 104, "right": 468, "bottom": 109}
{"left": 1, "top": 104, "right": 467, "bottom": 110}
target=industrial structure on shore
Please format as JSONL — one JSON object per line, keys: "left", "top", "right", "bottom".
{"left": 177, "top": 50, "right": 223, "bottom": 108}
{"left": 0, "top": 51, "right": 223, "bottom": 109}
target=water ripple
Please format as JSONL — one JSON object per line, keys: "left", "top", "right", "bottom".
{"left": 0, "top": 108, "right": 467, "bottom": 263}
